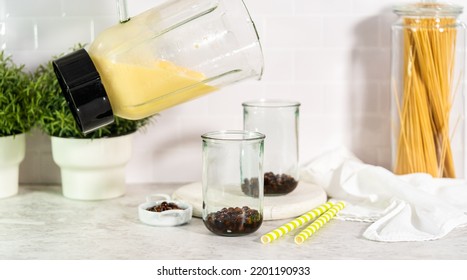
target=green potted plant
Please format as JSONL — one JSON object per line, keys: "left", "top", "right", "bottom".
{"left": 0, "top": 51, "right": 34, "bottom": 198}
{"left": 32, "top": 47, "right": 151, "bottom": 200}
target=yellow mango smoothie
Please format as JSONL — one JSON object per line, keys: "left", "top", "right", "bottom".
{"left": 89, "top": 55, "right": 216, "bottom": 120}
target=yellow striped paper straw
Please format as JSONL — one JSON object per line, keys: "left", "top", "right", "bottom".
{"left": 261, "top": 201, "right": 334, "bottom": 244}
{"left": 294, "top": 201, "right": 346, "bottom": 244}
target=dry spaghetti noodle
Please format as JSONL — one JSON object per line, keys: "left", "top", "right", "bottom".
{"left": 394, "top": 14, "right": 459, "bottom": 178}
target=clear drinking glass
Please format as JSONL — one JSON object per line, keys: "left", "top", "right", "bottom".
{"left": 201, "top": 130, "right": 264, "bottom": 236}
{"left": 391, "top": 1, "right": 466, "bottom": 178}
{"left": 53, "top": 0, "right": 264, "bottom": 133}
{"left": 243, "top": 100, "right": 300, "bottom": 195}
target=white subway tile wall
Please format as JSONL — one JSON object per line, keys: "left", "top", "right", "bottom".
{"left": 0, "top": 0, "right": 465, "bottom": 184}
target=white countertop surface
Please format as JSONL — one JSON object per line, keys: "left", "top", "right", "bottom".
{"left": 1, "top": 184, "right": 466, "bottom": 260}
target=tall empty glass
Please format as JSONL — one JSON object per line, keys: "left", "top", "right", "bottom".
{"left": 243, "top": 100, "right": 300, "bottom": 195}
{"left": 201, "top": 130, "right": 264, "bottom": 236}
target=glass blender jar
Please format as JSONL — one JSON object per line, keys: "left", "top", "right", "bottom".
{"left": 53, "top": 0, "right": 264, "bottom": 133}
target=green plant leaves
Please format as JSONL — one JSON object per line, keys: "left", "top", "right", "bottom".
{"left": 0, "top": 51, "right": 34, "bottom": 136}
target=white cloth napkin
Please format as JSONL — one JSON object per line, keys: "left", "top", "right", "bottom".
{"left": 300, "top": 147, "right": 467, "bottom": 242}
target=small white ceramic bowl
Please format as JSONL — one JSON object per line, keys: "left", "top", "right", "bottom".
{"left": 138, "top": 194, "right": 193, "bottom": 226}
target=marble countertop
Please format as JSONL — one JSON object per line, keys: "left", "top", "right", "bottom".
{"left": 1, "top": 184, "right": 466, "bottom": 260}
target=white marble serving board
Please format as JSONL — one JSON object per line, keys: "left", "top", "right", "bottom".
{"left": 172, "top": 181, "right": 327, "bottom": 221}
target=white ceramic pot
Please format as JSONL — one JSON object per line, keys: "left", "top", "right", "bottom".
{"left": 51, "top": 133, "right": 134, "bottom": 200}
{"left": 0, "top": 133, "right": 26, "bottom": 198}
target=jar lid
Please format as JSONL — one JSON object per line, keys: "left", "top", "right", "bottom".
{"left": 53, "top": 49, "right": 114, "bottom": 134}
{"left": 393, "top": 2, "right": 463, "bottom": 17}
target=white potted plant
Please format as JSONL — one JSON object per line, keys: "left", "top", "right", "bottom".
{"left": 0, "top": 51, "right": 34, "bottom": 198}
{"left": 32, "top": 47, "right": 151, "bottom": 200}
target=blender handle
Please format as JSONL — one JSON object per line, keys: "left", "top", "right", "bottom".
{"left": 116, "top": 0, "right": 130, "bottom": 23}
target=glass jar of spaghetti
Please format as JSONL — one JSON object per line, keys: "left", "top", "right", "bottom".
{"left": 391, "top": 1, "right": 466, "bottom": 178}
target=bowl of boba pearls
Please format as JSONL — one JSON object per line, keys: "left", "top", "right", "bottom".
{"left": 138, "top": 194, "right": 193, "bottom": 226}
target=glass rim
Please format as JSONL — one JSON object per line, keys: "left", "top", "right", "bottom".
{"left": 217, "top": 0, "right": 264, "bottom": 81}
{"left": 201, "top": 130, "right": 265, "bottom": 141}
{"left": 238, "top": 0, "right": 264, "bottom": 80}
{"left": 242, "top": 99, "right": 301, "bottom": 108}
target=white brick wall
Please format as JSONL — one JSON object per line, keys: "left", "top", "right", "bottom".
{"left": 1, "top": 0, "right": 465, "bottom": 184}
